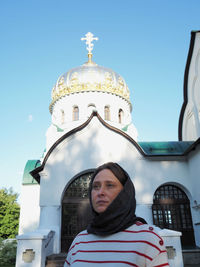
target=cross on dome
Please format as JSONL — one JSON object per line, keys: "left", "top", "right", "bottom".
{"left": 81, "top": 32, "right": 98, "bottom": 63}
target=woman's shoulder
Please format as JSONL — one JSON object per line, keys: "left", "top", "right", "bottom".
{"left": 127, "top": 222, "right": 161, "bottom": 231}
{"left": 76, "top": 229, "right": 88, "bottom": 236}
{"left": 126, "top": 222, "right": 162, "bottom": 234}
{"left": 70, "top": 229, "right": 95, "bottom": 244}
{"left": 125, "top": 223, "right": 165, "bottom": 247}
{"left": 72, "top": 229, "right": 89, "bottom": 241}
{"left": 68, "top": 230, "right": 89, "bottom": 251}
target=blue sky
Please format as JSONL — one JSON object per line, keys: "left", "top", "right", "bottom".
{"left": 0, "top": 0, "right": 200, "bottom": 195}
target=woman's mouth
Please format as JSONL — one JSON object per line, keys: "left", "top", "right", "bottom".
{"left": 96, "top": 200, "right": 108, "bottom": 205}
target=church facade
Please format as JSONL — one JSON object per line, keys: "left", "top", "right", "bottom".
{"left": 16, "top": 31, "right": 200, "bottom": 267}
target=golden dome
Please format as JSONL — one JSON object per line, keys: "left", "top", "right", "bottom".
{"left": 49, "top": 32, "right": 131, "bottom": 113}
{"left": 49, "top": 61, "right": 130, "bottom": 113}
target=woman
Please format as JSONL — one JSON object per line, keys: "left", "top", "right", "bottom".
{"left": 64, "top": 162, "right": 169, "bottom": 266}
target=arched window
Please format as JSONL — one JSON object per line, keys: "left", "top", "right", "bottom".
{"left": 104, "top": 106, "right": 110, "bottom": 121}
{"left": 61, "top": 172, "right": 94, "bottom": 251}
{"left": 72, "top": 106, "right": 79, "bottom": 121}
{"left": 152, "top": 184, "right": 195, "bottom": 248}
{"left": 118, "top": 109, "right": 124, "bottom": 123}
{"left": 61, "top": 110, "right": 65, "bottom": 124}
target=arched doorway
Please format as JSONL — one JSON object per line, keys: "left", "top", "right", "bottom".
{"left": 152, "top": 184, "right": 195, "bottom": 248}
{"left": 61, "top": 171, "right": 94, "bottom": 252}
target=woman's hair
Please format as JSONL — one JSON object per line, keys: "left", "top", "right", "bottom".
{"left": 90, "top": 162, "right": 128, "bottom": 186}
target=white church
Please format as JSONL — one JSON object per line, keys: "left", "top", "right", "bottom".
{"left": 16, "top": 31, "right": 200, "bottom": 267}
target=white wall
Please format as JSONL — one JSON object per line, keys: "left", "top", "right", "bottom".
{"left": 37, "top": 115, "right": 197, "bottom": 251}
{"left": 188, "top": 146, "right": 200, "bottom": 246}
{"left": 19, "top": 184, "right": 40, "bottom": 235}
{"left": 182, "top": 32, "right": 200, "bottom": 141}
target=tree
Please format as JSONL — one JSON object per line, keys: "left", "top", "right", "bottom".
{"left": 0, "top": 188, "right": 20, "bottom": 239}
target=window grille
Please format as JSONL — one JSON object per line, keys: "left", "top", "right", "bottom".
{"left": 152, "top": 184, "right": 195, "bottom": 247}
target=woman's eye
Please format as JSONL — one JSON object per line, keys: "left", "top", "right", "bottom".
{"left": 107, "top": 183, "right": 114, "bottom": 188}
{"left": 92, "top": 184, "right": 100, "bottom": 190}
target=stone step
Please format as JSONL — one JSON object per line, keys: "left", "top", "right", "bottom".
{"left": 182, "top": 248, "right": 200, "bottom": 266}
{"left": 46, "top": 253, "right": 66, "bottom": 267}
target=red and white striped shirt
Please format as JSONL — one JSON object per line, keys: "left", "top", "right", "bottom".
{"left": 64, "top": 223, "right": 169, "bottom": 267}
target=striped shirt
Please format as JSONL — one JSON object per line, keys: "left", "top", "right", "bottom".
{"left": 64, "top": 223, "right": 169, "bottom": 267}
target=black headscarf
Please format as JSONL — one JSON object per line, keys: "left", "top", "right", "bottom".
{"left": 87, "top": 162, "right": 147, "bottom": 235}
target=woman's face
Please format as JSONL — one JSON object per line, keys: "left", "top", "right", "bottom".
{"left": 91, "top": 169, "right": 123, "bottom": 213}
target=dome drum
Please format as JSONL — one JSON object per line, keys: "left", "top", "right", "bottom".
{"left": 51, "top": 91, "right": 131, "bottom": 127}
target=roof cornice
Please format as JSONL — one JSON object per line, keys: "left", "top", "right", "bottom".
{"left": 30, "top": 112, "right": 200, "bottom": 183}
{"left": 30, "top": 111, "right": 145, "bottom": 182}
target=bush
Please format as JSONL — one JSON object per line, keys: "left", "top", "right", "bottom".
{"left": 0, "top": 238, "right": 17, "bottom": 267}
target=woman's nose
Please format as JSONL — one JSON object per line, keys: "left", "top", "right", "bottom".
{"left": 98, "top": 185, "right": 105, "bottom": 195}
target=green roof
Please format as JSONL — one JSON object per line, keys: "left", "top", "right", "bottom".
{"left": 22, "top": 160, "right": 41, "bottom": 185}
{"left": 138, "top": 141, "right": 194, "bottom": 156}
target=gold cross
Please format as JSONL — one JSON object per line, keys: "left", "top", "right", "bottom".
{"left": 81, "top": 32, "right": 98, "bottom": 56}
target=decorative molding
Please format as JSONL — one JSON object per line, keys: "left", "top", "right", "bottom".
{"left": 50, "top": 72, "right": 130, "bottom": 113}
{"left": 166, "top": 246, "right": 176, "bottom": 259}
{"left": 22, "top": 249, "right": 35, "bottom": 263}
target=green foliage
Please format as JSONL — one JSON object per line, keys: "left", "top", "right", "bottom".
{"left": 0, "top": 188, "right": 20, "bottom": 239}
{"left": 0, "top": 238, "right": 17, "bottom": 267}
